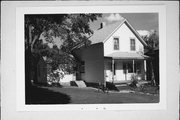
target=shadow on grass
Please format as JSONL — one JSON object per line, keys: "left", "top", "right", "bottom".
{"left": 26, "top": 85, "right": 71, "bottom": 104}
{"left": 85, "top": 81, "right": 119, "bottom": 91}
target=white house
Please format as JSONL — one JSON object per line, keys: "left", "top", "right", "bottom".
{"left": 73, "top": 18, "right": 148, "bottom": 84}
{"left": 60, "top": 18, "right": 149, "bottom": 85}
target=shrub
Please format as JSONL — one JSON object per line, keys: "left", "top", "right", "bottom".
{"left": 129, "top": 74, "right": 138, "bottom": 88}
{"left": 106, "top": 82, "right": 119, "bottom": 91}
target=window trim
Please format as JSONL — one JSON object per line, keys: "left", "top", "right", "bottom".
{"left": 130, "top": 38, "right": 136, "bottom": 51}
{"left": 113, "top": 36, "right": 120, "bottom": 50}
{"left": 80, "top": 61, "right": 85, "bottom": 73}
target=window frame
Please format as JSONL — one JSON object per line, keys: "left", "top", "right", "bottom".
{"left": 113, "top": 37, "right": 120, "bottom": 50}
{"left": 80, "top": 61, "right": 85, "bottom": 73}
{"left": 130, "top": 38, "right": 136, "bottom": 51}
{"left": 123, "top": 61, "right": 141, "bottom": 74}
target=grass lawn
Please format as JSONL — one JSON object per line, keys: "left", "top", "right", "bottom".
{"left": 26, "top": 85, "right": 159, "bottom": 104}
{"left": 26, "top": 85, "right": 71, "bottom": 104}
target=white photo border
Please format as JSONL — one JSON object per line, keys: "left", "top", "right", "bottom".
{"left": 16, "top": 5, "right": 166, "bottom": 111}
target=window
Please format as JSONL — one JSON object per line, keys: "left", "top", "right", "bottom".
{"left": 114, "top": 37, "right": 119, "bottom": 50}
{"left": 130, "top": 38, "right": 136, "bottom": 51}
{"left": 80, "top": 61, "right": 85, "bottom": 73}
{"left": 123, "top": 62, "right": 133, "bottom": 73}
{"left": 135, "top": 62, "right": 141, "bottom": 74}
{"left": 123, "top": 62, "right": 141, "bottom": 74}
{"left": 127, "top": 63, "right": 133, "bottom": 73}
{"left": 123, "top": 63, "right": 127, "bottom": 74}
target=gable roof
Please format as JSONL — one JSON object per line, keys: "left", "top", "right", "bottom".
{"left": 89, "top": 19, "right": 147, "bottom": 46}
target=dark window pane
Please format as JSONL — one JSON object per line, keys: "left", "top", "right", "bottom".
{"left": 130, "top": 38, "right": 136, "bottom": 51}
{"left": 128, "top": 63, "right": 133, "bottom": 73}
{"left": 114, "top": 37, "right": 119, "bottom": 50}
{"left": 123, "top": 63, "right": 127, "bottom": 74}
{"left": 80, "top": 61, "right": 85, "bottom": 73}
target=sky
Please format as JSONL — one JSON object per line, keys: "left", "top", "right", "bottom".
{"left": 40, "top": 13, "right": 159, "bottom": 48}
{"left": 89, "top": 13, "right": 159, "bottom": 36}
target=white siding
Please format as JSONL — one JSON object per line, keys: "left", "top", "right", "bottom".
{"left": 104, "top": 59, "right": 113, "bottom": 81}
{"left": 60, "top": 74, "right": 76, "bottom": 82}
{"left": 104, "top": 23, "right": 144, "bottom": 56}
{"left": 115, "top": 61, "right": 125, "bottom": 80}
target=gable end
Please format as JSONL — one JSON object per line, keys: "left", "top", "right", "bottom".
{"left": 124, "top": 20, "right": 147, "bottom": 47}
{"left": 103, "top": 19, "right": 147, "bottom": 47}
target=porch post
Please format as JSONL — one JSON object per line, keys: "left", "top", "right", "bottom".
{"left": 144, "top": 60, "right": 147, "bottom": 80}
{"left": 125, "top": 63, "right": 128, "bottom": 81}
{"left": 133, "top": 60, "right": 135, "bottom": 74}
{"left": 112, "top": 59, "right": 114, "bottom": 83}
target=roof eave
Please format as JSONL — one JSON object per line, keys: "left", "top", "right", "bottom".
{"left": 124, "top": 20, "right": 148, "bottom": 47}
{"left": 112, "top": 57, "right": 146, "bottom": 60}
{"left": 102, "top": 19, "right": 148, "bottom": 47}
{"left": 103, "top": 19, "right": 126, "bottom": 43}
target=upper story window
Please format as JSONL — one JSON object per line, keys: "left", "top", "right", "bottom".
{"left": 130, "top": 38, "right": 136, "bottom": 51}
{"left": 114, "top": 37, "right": 119, "bottom": 50}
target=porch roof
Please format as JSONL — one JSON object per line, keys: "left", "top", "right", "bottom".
{"left": 105, "top": 52, "right": 149, "bottom": 60}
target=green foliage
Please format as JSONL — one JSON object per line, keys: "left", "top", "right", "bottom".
{"left": 25, "top": 14, "right": 102, "bottom": 81}
{"left": 25, "top": 14, "right": 67, "bottom": 37}
{"left": 143, "top": 31, "right": 159, "bottom": 51}
{"left": 25, "top": 14, "right": 102, "bottom": 51}
{"left": 129, "top": 74, "right": 138, "bottom": 88}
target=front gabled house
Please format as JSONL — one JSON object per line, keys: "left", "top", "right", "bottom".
{"left": 37, "top": 18, "right": 149, "bottom": 86}
{"left": 73, "top": 18, "right": 149, "bottom": 85}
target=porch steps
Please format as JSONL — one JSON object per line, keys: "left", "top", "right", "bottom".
{"left": 74, "top": 81, "right": 87, "bottom": 88}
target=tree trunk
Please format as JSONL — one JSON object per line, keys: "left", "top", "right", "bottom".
{"left": 26, "top": 25, "right": 40, "bottom": 87}
{"left": 31, "top": 35, "right": 39, "bottom": 53}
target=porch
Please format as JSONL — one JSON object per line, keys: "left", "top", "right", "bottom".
{"left": 104, "top": 52, "right": 149, "bottom": 83}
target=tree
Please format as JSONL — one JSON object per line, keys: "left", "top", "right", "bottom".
{"left": 143, "top": 31, "right": 159, "bottom": 86}
{"left": 143, "top": 30, "right": 159, "bottom": 51}
{"left": 25, "top": 14, "right": 102, "bottom": 85}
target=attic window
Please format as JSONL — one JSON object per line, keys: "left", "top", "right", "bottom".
{"left": 114, "top": 37, "right": 119, "bottom": 50}
{"left": 130, "top": 38, "right": 136, "bottom": 51}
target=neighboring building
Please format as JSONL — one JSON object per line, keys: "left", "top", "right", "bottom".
{"left": 74, "top": 18, "right": 149, "bottom": 85}
{"left": 36, "top": 56, "right": 76, "bottom": 85}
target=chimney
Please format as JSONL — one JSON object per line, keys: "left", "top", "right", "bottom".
{"left": 100, "top": 22, "right": 106, "bottom": 29}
